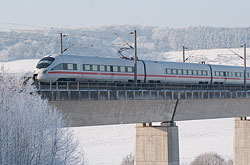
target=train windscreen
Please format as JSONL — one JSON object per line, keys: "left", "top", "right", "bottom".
{"left": 36, "top": 57, "right": 55, "bottom": 69}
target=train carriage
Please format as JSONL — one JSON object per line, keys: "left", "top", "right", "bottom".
{"left": 210, "top": 64, "right": 250, "bottom": 85}
{"left": 161, "top": 62, "right": 211, "bottom": 84}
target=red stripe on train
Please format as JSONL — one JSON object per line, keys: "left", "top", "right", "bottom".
{"left": 100, "top": 73, "right": 134, "bottom": 76}
{"left": 213, "top": 77, "right": 241, "bottom": 80}
{"left": 48, "top": 71, "right": 98, "bottom": 75}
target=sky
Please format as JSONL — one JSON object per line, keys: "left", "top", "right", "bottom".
{"left": 1, "top": 0, "right": 250, "bottom": 29}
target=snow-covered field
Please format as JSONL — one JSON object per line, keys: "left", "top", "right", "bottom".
{"left": 0, "top": 59, "right": 39, "bottom": 75}
{"left": 71, "top": 119, "right": 233, "bottom": 165}
{"left": 1, "top": 48, "right": 248, "bottom": 164}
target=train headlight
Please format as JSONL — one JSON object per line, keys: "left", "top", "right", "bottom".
{"left": 42, "top": 70, "right": 47, "bottom": 74}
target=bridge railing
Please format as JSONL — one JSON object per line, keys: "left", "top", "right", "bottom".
{"left": 36, "top": 81, "right": 250, "bottom": 91}
{"left": 36, "top": 81, "right": 250, "bottom": 101}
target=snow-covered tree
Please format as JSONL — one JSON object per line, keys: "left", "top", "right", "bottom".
{"left": 0, "top": 71, "right": 85, "bottom": 165}
{"left": 191, "top": 152, "right": 232, "bottom": 165}
{"left": 120, "top": 153, "right": 134, "bottom": 165}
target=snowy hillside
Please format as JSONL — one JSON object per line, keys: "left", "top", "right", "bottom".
{"left": 0, "top": 59, "right": 39, "bottom": 72}
{"left": 0, "top": 48, "right": 241, "bottom": 164}
{"left": 1, "top": 26, "right": 250, "bottom": 62}
{"left": 1, "top": 47, "right": 249, "bottom": 72}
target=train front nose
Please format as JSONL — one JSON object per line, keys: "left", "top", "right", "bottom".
{"left": 35, "top": 56, "right": 55, "bottom": 82}
{"left": 33, "top": 70, "right": 48, "bottom": 82}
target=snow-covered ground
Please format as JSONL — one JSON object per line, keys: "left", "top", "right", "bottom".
{"left": 72, "top": 119, "right": 233, "bottom": 165}
{"left": 1, "top": 48, "right": 248, "bottom": 164}
{"left": 0, "top": 59, "right": 39, "bottom": 75}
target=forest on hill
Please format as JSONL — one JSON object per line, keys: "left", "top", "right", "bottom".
{"left": 1, "top": 25, "right": 250, "bottom": 61}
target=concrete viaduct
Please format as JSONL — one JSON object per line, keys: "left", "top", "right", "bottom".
{"left": 38, "top": 82, "right": 250, "bottom": 165}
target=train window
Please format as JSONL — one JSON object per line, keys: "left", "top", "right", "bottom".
{"left": 92, "top": 65, "right": 98, "bottom": 71}
{"left": 67, "top": 64, "right": 73, "bottom": 70}
{"left": 36, "top": 57, "right": 55, "bottom": 69}
{"left": 113, "top": 66, "right": 118, "bottom": 72}
{"left": 188, "top": 70, "right": 192, "bottom": 75}
{"left": 100, "top": 65, "right": 105, "bottom": 71}
{"left": 202, "top": 70, "right": 207, "bottom": 76}
{"left": 248, "top": 73, "right": 250, "bottom": 77}
{"left": 62, "top": 63, "right": 67, "bottom": 70}
{"left": 235, "top": 72, "right": 243, "bottom": 77}
{"left": 127, "top": 67, "right": 133, "bottom": 72}
{"left": 166, "top": 68, "right": 171, "bottom": 74}
{"left": 177, "top": 69, "right": 182, "bottom": 75}
{"left": 215, "top": 71, "right": 219, "bottom": 76}
{"left": 83, "top": 64, "right": 91, "bottom": 71}
{"left": 52, "top": 64, "right": 62, "bottom": 70}
{"left": 120, "top": 66, "right": 125, "bottom": 72}
{"left": 235, "top": 72, "right": 240, "bottom": 77}
{"left": 106, "top": 66, "right": 111, "bottom": 72}
{"left": 183, "top": 69, "right": 187, "bottom": 75}
{"left": 67, "top": 64, "right": 76, "bottom": 70}
{"left": 197, "top": 70, "right": 202, "bottom": 76}
{"left": 172, "top": 69, "right": 177, "bottom": 74}
{"left": 51, "top": 63, "right": 77, "bottom": 70}
{"left": 193, "top": 70, "right": 197, "bottom": 75}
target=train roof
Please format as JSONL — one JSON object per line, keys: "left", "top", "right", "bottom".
{"left": 45, "top": 54, "right": 248, "bottom": 69}
{"left": 49, "top": 54, "right": 109, "bottom": 59}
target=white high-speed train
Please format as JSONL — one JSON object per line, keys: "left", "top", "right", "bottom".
{"left": 33, "top": 54, "right": 250, "bottom": 85}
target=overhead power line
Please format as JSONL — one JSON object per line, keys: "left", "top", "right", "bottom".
{"left": 0, "top": 21, "right": 47, "bottom": 29}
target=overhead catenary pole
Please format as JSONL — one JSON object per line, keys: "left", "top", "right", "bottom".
{"left": 134, "top": 30, "right": 137, "bottom": 84}
{"left": 183, "top": 46, "right": 185, "bottom": 62}
{"left": 60, "top": 33, "right": 63, "bottom": 54}
{"left": 243, "top": 43, "right": 246, "bottom": 87}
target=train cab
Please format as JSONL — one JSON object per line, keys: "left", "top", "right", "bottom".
{"left": 33, "top": 56, "right": 55, "bottom": 82}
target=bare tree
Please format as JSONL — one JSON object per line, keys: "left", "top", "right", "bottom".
{"left": 121, "top": 153, "right": 134, "bottom": 165}
{"left": 191, "top": 152, "right": 232, "bottom": 165}
{"left": 225, "top": 159, "right": 233, "bottom": 165}
{"left": 0, "top": 72, "right": 85, "bottom": 164}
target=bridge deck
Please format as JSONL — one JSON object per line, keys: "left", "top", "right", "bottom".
{"left": 49, "top": 99, "right": 250, "bottom": 126}
{"left": 36, "top": 82, "right": 250, "bottom": 126}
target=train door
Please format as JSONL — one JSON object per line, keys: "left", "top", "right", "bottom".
{"left": 76, "top": 63, "right": 81, "bottom": 81}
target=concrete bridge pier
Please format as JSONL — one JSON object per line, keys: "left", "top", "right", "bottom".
{"left": 135, "top": 122, "right": 179, "bottom": 165}
{"left": 234, "top": 117, "right": 250, "bottom": 165}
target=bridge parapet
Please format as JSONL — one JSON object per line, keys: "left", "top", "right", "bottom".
{"left": 37, "top": 81, "right": 250, "bottom": 101}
